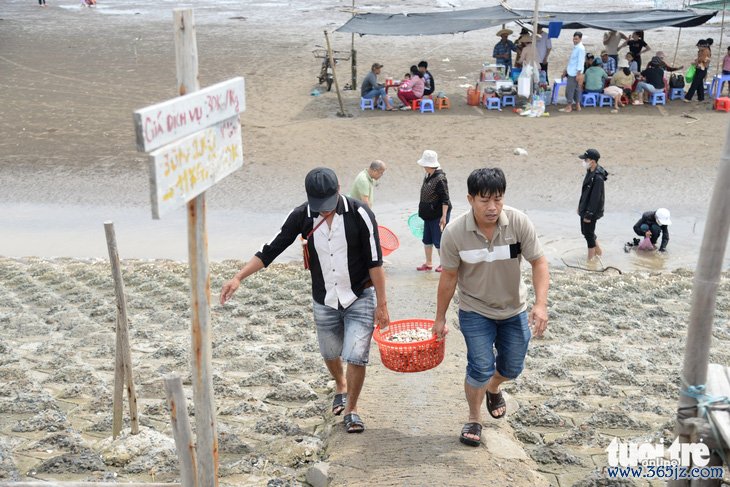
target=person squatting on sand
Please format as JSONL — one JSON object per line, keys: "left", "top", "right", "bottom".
{"left": 220, "top": 167, "right": 390, "bottom": 434}
{"left": 432, "top": 167, "right": 549, "bottom": 447}
{"left": 577, "top": 149, "right": 608, "bottom": 262}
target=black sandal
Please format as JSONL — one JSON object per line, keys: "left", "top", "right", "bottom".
{"left": 344, "top": 412, "right": 365, "bottom": 433}
{"left": 332, "top": 393, "right": 347, "bottom": 416}
{"left": 486, "top": 390, "right": 507, "bottom": 419}
{"left": 459, "top": 422, "right": 482, "bottom": 447}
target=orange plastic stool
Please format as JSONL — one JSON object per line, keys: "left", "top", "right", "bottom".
{"left": 715, "top": 97, "right": 730, "bottom": 112}
{"left": 410, "top": 99, "right": 422, "bottom": 110}
{"left": 436, "top": 97, "right": 451, "bottom": 110}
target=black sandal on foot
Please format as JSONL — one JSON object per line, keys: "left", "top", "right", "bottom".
{"left": 332, "top": 393, "right": 347, "bottom": 416}
{"left": 459, "top": 422, "right": 482, "bottom": 447}
{"left": 486, "top": 390, "right": 507, "bottom": 419}
{"left": 344, "top": 413, "right": 365, "bottom": 433}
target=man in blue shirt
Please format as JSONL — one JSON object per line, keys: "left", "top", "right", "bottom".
{"left": 601, "top": 51, "right": 616, "bottom": 76}
{"left": 560, "top": 32, "right": 586, "bottom": 113}
{"left": 493, "top": 28, "right": 517, "bottom": 75}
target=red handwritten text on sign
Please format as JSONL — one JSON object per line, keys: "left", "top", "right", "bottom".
{"left": 133, "top": 77, "right": 245, "bottom": 152}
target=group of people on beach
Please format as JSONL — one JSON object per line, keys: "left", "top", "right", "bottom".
{"left": 360, "top": 61, "right": 435, "bottom": 111}
{"left": 219, "top": 145, "right": 673, "bottom": 444}
{"left": 219, "top": 157, "right": 548, "bottom": 444}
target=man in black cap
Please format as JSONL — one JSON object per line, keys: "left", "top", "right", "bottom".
{"left": 220, "top": 167, "right": 390, "bottom": 433}
{"left": 577, "top": 149, "right": 608, "bottom": 262}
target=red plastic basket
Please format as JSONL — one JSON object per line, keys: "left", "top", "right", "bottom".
{"left": 372, "top": 319, "right": 445, "bottom": 373}
{"left": 378, "top": 225, "right": 400, "bottom": 257}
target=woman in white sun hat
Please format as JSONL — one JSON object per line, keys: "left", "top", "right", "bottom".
{"left": 416, "top": 150, "right": 452, "bottom": 272}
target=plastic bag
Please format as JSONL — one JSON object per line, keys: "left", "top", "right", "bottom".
{"left": 637, "top": 237, "right": 655, "bottom": 251}
{"left": 685, "top": 64, "right": 696, "bottom": 85}
{"left": 518, "top": 65, "right": 533, "bottom": 98}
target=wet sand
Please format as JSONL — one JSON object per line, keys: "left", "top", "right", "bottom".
{"left": 2, "top": 0, "right": 730, "bottom": 485}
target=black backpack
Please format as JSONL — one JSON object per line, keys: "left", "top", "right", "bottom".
{"left": 669, "top": 73, "right": 685, "bottom": 89}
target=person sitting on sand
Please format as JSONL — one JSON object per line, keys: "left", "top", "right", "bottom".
{"left": 220, "top": 167, "right": 390, "bottom": 434}
{"left": 433, "top": 167, "right": 549, "bottom": 447}
{"left": 631, "top": 208, "right": 671, "bottom": 252}
{"left": 361, "top": 63, "right": 394, "bottom": 111}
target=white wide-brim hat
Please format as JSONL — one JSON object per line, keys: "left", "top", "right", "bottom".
{"left": 417, "top": 150, "right": 440, "bottom": 168}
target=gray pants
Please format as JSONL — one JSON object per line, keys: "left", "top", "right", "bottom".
{"left": 566, "top": 75, "right": 582, "bottom": 105}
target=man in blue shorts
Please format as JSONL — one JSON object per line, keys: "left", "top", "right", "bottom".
{"left": 220, "top": 167, "right": 390, "bottom": 433}
{"left": 433, "top": 167, "right": 549, "bottom": 446}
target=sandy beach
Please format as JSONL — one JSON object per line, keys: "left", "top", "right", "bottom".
{"left": 2, "top": 0, "right": 730, "bottom": 485}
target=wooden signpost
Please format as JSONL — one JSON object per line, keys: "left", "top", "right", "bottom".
{"left": 131, "top": 8, "right": 246, "bottom": 487}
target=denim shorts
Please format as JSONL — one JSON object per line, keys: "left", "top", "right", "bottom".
{"left": 362, "top": 88, "right": 386, "bottom": 100}
{"left": 458, "top": 309, "right": 531, "bottom": 388}
{"left": 312, "top": 287, "right": 376, "bottom": 366}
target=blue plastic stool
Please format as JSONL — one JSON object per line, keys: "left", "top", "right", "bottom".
{"left": 581, "top": 93, "right": 598, "bottom": 107}
{"left": 710, "top": 74, "right": 730, "bottom": 98}
{"left": 501, "top": 95, "right": 516, "bottom": 107}
{"left": 670, "top": 88, "right": 685, "bottom": 100}
{"left": 377, "top": 96, "right": 394, "bottom": 110}
{"left": 485, "top": 97, "right": 502, "bottom": 110}
{"left": 598, "top": 94, "right": 614, "bottom": 108}
{"left": 420, "top": 98, "right": 435, "bottom": 113}
{"left": 360, "top": 98, "right": 375, "bottom": 110}
{"left": 650, "top": 91, "right": 666, "bottom": 106}
{"left": 551, "top": 78, "right": 567, "bottom": 105}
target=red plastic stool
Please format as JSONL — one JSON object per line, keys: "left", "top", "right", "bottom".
{"left": 715, "top": 97, "right": 730, "bottom": 112}
{"left": 410, "top": 99, "right": 422, "bottom": 110}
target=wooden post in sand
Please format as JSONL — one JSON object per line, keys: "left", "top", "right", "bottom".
{"left": 133, "top": 9, "right": 245, "bottom": 485}
{"left": 104, "top": 221, "right": 140, "bottom": 438}
{"left": 668, "top": 98, "right": 730, "bottom": 487}
{"left": 350, "top": 0, "right": 357, "bottom": 90}
{"left": 164, "top": 374, "right": 198, "bottom": 487}
{"left": 324, "top": 30, "right": 350, "bottom": 117}
{"left": 172, "top": 9, "right": 219, "bottom": 486}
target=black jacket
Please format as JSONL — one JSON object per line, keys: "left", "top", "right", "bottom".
{"left": 418, "top": 169, "right": 451, "bottom": 220}
{"left": 633, "top": 211, "right": 670, "bottom": 251}
{"left": 578, "top": 165, "right": 608, "bottom": 221}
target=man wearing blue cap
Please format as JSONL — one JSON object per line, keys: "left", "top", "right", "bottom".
{"left": 220, "top": 167, "right": 390, "bottom": 434}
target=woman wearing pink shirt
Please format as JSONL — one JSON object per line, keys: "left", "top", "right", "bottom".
{"left": 397, "top": 65, "right": 424, "bottom": 109}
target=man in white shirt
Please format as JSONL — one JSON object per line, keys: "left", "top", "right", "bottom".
{"left": 560, "top": 32, "right": 586, "bottom": 113}
{"left": 535, "top": 26, "right": 552, "bottom": 78}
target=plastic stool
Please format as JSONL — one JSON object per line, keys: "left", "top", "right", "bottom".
{"left": 360, "top": 98, "right": 375, "bottom": 110}
{"left": 502, "top": 95, "right": 516, "bottom": 107}
{"left": 581, "top": 93, "right": 598, "bottom": 107}
{"left": 551, "top": 78, "right": 567, "bottom": 105}
{"left": 670, "top": 88, "right": 685, "bottom": 100}
{"left": 435, "top": 97, "right": 450, "bottom": 110}
{"left": 711, "top": 74, "right": 730, "bottom": 98}
{"left": 714, "top": 97, "right": 730, "bottom": 111}
{"left": 650, "top": 91, "right": 666, "bottom": 106}
{"left": 420, "top": 98, "right": 435, "bottom": 113}
{"left": 598, "top": 94, "right": 614, "bottom": 108}
{"left": 377, "top": 96, "right": 394, "bottom": 110}
{"left": 485, "top": 97, "right": 502, "bottom": 110}
{"left": 410, "top": 99, "right": 422, "bottom": 111}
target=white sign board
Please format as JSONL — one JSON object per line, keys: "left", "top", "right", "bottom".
{"left": 148, "top": 115, "right": 243, "bottom": 219}
{"left": 134, "top": 77, "right": 245, "bottom": 152}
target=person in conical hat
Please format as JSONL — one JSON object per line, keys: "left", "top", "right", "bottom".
{"left": 493, "top": 28, "right": 517, "bottom": 75}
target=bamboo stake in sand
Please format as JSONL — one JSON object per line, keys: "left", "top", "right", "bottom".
{"left": 164, "top": 374, "right": 198, "bottom": 487}
{"left": 104, "top": 221, "right": 139, "bottom": 438}
{"left": 172, "top": 9, "right": 219, "bottom": 487}
{"left": 668, "top": 95, "right": 730, "bottom": 487}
